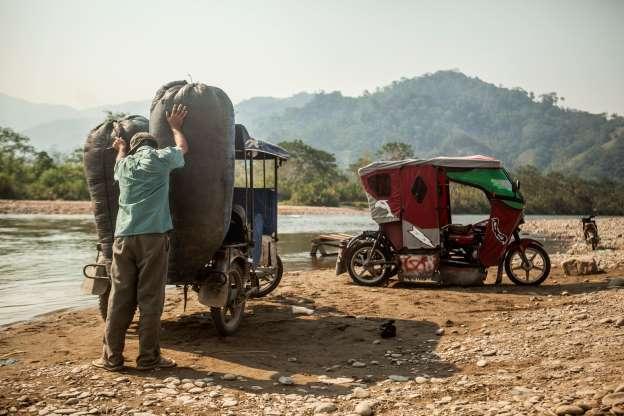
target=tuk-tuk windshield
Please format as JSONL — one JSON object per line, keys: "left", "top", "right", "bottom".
{"left": 446, "top": 168, "right": 523, "bottom": 208}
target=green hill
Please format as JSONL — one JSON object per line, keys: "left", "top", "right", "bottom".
{"left": 246, "top": 71, "right": 624, "bottom": 179}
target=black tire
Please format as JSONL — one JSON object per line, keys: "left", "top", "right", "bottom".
{"left": 210, "top": 263, "right": 245, "bottom": 336}
{"left": 504, "top": 242, "right": 551, "bottom": 286}
{"left": 98, "top": 286, "right": 110, "bottom": 321}
{"left": 255, "top": 255, "right": 283, "bottom": 298}
{"left": 346, "top": 241, "right": 392, "bottom": 286}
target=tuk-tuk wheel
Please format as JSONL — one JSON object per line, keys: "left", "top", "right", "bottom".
{"left": 210, "top": 263, "right": 246, "bottom": 336}
{"left": 255, "top": 255, "right": 283, "bottom": 297}
{"left": 347, "top": 241, "right": 391, "bottom": 286}
{"left": 504, "top": 242, "right": 551, "bottom": 286}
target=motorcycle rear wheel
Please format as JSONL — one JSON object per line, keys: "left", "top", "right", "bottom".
{"left": 504, "top": 243, "right": 551, "bottom": 286}
{"left": 210, "top": 263, "right": 246, "bottom": 336}
{"left": 347, "top": 241, "right": 392, "bottom": 286}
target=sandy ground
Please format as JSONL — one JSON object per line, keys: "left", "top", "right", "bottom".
{"left": 1, "top": 266, "right": 624, "bottom": 415}
{"left": 0, "top": 200, "right": 364, "bottom": 216}
{"left": 2, "top": 217, "right": 624, "bottom": 415}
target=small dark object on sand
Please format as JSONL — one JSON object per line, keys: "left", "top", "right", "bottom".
{"left": 380, "top": 320, "right": 396, "bottom": 338}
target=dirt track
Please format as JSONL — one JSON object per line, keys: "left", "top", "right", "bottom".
{"left": 1, "top": 265, "right": 624, "bottom": 415}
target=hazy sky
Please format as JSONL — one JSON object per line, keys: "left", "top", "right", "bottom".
{"left": 1, "top": 0, "right": 623, "bottom": 114}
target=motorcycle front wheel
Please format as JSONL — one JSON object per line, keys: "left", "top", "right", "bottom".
{"left": 504, "top": 242, "right": 551, "bottom": 286}
{"left": 210, "top": 263, "right": 246, "bottom": 336}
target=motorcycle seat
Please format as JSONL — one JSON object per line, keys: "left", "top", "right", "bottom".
{"left": 445, "top": 224, "right": 473, "bottom": 235}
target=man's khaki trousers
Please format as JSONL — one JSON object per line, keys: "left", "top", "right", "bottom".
{"left": 102, "top": 233, "right": 169, "bottom": 367}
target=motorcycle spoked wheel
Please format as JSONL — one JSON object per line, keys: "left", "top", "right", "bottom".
{"left": 504, "top": 242, "right": 551, "bottom": 286}
{"left": 254, "top": 255, "right": 283, "bottom": 298}
{"left": 210, "top": 263, "right": 246, "bottom": 336}
{"left": 346, "top": 241, "right": 392, "bottom": 286}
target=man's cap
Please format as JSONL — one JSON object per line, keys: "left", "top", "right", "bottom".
{"left": 128, "top": 132, "right": 158, "bottom": 155}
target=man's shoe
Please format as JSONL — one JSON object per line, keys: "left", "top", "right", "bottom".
{"left": 136, "top": 356, "right": 177, "bottom": 371}
{"left": 91, "top": 358, "right": 124, "bottom": 372}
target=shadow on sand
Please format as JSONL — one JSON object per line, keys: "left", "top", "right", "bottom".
{"left": 126, "top": 295, "right": 459, "bottom": 396}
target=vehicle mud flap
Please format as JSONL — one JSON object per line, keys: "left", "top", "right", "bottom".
{"left": 335, "top": 241, "right": 348, "bottom": 275}
{"left": 198, "top": 272, "right": 229, "bottom": 307}
{"left": 82, "top": 262, "right": 111, "bottom": 295}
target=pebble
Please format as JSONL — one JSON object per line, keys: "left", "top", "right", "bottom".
{"left": 603, "top": 392, "right": 624, "bottom": 406}
{"left": 222, "top": 373, "right": 237, "bottom": 381}
{"left": 355, "top": 401, "right": 373, "bottom": 416}
{"left": 388, "top": 375, "right": 410, "bottom": 382}
{"left": 476, "top": 359, "right": 488, "bottom": 367}
{"left": 352, "top": 387, "right": 370, "bottom": 399}
{"left": 352, "top": 361, "right": 367, "bottom": 368}
{"left": 188, "top": 387, "right": 204, "bottom": 394}
{"left": 414, "top": 376, "right": 427, "bottom": 384}
{"left": 616, "top": 317, "right": 624, "bottom": 327}
{"left": 314, "top": 402, "right": 337, "bottom": 413}
{"left": 279, "top": 376, "right": 294, "bottom": 385}
{"left": 222, "top": 398, "right": 238, "bottom": 407}
{"left": 554, "top": 404, "right": 584, "bottom": 415}
{"left": 435, "top": 328, "right": 445, "bottom": 336}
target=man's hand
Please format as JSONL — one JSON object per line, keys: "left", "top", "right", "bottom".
{"left": 166, "top": 104, "right": 188, "bottom": 132}
{"left": 112, "top": 137, "right": 127, "bottom": 160}
{"left": 112, "top": 137, "right": 126, "bottom": 152}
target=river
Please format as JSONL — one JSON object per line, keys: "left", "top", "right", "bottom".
{"left": 0, "top": 213, "right": 567, "bottom": 326}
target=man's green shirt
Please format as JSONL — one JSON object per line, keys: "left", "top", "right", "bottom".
{"left": 114, "top": 146, "right": 185, "bottom": 237}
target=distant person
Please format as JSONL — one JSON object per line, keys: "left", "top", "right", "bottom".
{"left": 92, "top": 104, "right": 189, "bottom": 371}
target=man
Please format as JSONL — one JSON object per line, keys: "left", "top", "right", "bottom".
{"left": 92, "top": 103, "right": 189, "bottom": 371}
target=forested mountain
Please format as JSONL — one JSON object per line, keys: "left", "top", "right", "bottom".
{"left": 245, "top": 71, "right": 624, "bottom": 179}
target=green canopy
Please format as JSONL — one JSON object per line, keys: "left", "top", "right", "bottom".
{"left": 447, "top": 168, "right": 524, "bottom": 209}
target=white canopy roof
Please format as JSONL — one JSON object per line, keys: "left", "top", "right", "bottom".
{"left": 358, "top": 155, "right": 501, "bottom": 176}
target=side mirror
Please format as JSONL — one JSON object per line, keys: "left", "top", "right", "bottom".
{"left": 513, "top": 179, "right": 520, "bottom": 193}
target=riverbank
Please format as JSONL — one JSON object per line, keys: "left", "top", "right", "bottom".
{"left": 0, "top": 200, "right": 365, "bottom": 216}
{"left": 1, "top": 265, "right": 624, "bottom": 415}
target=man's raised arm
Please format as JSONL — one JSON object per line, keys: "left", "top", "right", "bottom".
{"left": 166, "top": 104, "right": 189, "bottom": 155}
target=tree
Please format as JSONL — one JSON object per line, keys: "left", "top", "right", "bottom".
{"left": 104, "top": 110, "right": 128, "bottom": 122}
{"left": 376, "top": 142, "right": 414, "bottom": 160}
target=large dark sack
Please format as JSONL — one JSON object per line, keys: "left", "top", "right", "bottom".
{"left": 150, "top": 81, "right": 235, "bottom": 283}
{"left": 83, "top": 115, "right": 149, "bottom": 259}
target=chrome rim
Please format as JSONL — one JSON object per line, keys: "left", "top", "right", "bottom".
{"left": 508, "top": 248, "right": 547, "bottom": 283}
{"left": 350, "top": 246, "right": 388, "bottom": 282}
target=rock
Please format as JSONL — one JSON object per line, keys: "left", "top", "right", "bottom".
{"left": 388, "top": 375, "right": 409, "bottom": 382}
{"left": 222, "top": 398, "right": 238, "bottom": 407}
{"left": 600, "top": 317, "right": 614, "bottom": 324}
{"left": 414, "top": 376, "right": 427, "bottom": 384}
{"left": 180, "top": 382, "right": 195, "bottom": 390}
{"left": 163, "top": 377, "right": 180, "bottom": 385}
{"left": 612, "top": 405, "right": 624, "bottom": 415}
{"left": 188, "top": 387, "right": 204, "bottom": 394}
{"left": 291, "top": 306, "right": 315, "bottom": 315}
{"left": 55, "top": 410, "right": 78, "bottom": 415}
{"left": 222, "top": 373, "right": 237, "bottom": 381}
{"left": 616, "top": 384, "right": 624, "bottom": 393}
{"left": 352, "top": 387, "right": 370, "bottom": 399}
{"left": 476, "top": 359, "right": 488, "bottom": 367}
{"left": 279, "top": 376, "right": 294, "bottom": 385}
{"left": 64, "top": 398, "right": 79, "bottom": 405}
{"left": 511, "top": 386, "right": 535, "bottom": 396}
{"left": 159, "top": 388, "right": 178, "bottom": 396}
{"left": 352, "top": 361, "right": 366, "bottom": 368}
{"left": 555, "top": 405, "right": 584, "bottom": 415}
{"left": 288, "top": 357, "right": 298, "bottom": 362}
{"left": 602, "top": 392, "right": 624, "bottom": 407}
{"left": 561, "top": 257, "right": 599, "bottom": 275}
{"left": 435, "top": 328, "right": 445, "bottom": 336}
{"left": 355, "top": 401, "right": 373, "bottom": 416}
{"left": 607, "top": 277, "right": 624, "bottom": 288}
{"left": 314, "top": 402, "right": 337, "bottom": 413}
{"left": 616, "top": 317, "right": 624, "bottom": 327}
